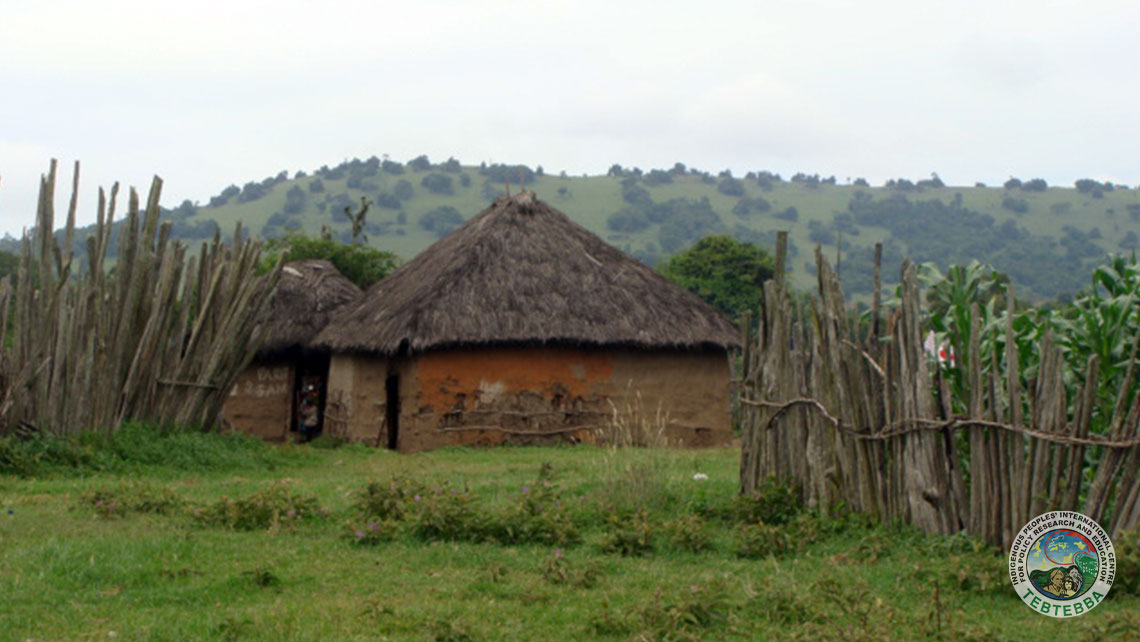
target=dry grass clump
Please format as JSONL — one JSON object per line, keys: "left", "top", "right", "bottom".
{"left": 596, "top": 382, "right": 675, "bottom": 449}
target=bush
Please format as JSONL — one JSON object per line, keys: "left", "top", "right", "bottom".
{"left": 538, "top": 549, "right": 599, "bottom": 588}
{"left": 353, "top": 476, "right": 428, "bottom": 522}
{"left": 1117, "top": 529, "right": 1140, "bottom": 596}
{"left": 394, "top": 179, "right": 414, "bottom": 201}
{"left": 419, "top": 206, "right": 465, "bottom": 238}
{"left": 409, "top": 484, "right": 483, "bottom": 542}
{"left": 81, "top": 481, "right": 184, "bottom": 518}
{"left": 260, "top": 232, "right": 399, "bottom": 288}
{"left": 601, "top": 510, "right": 654, "bottom": 556}
{"left": 774, "top": 206, "right": 799, "bottom": 222}
{"left": 717, "top": 177, "right": 745, "bottom": 197}
{"left": 663, "top": 515, "right": 713, "bottom": 552}
{"left": 736, "top": 522, "right": 797, "bottom": 559}
{"left": 420, "top": 173, "right": 455, "bottom": 195}
{"left": 345, "top": 519, "right": 399, "bottom": 546}
{"left": 606, "top": 209, "right": 649, "bottom": 233}
{"left": 1002, "top": 195, "right": 1029, "bottom": 213}
{"left": 486, "top": 481, "right": 581, "bottom": 546}
{"left": 734, "top": 476, "right": 801, "bottom": 525}
{"left": 195, "top": 482, "right": 322, "bottom": 531}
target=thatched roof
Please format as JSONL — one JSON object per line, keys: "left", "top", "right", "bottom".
{"left": 258, "top": 259, "right": 362, "bottom": 355}
{"left": 314, "top": 192, "right": 741, "bottom": 355}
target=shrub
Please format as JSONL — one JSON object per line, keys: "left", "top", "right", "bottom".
{"left": 195, "top": 482, "right": 322, "bottom": 531}
{"left": 1116, "top": 529, "right": 1140, "bottom": 596}
{"left": 663, "top": 514, "right": 713, "bottom": 552}
{"left": 736, "top": 522, "right": 796, "bottom": 559}
{"left": 420, "top": 173, "right": 455, "bottom": 195}
{"left": 410, "top": 484, "right": 483, "bottom": 542}
{"left": 774, "top": 206, "right": 799, "bottom": 222}
{"left": 353, "top": 476, "right": 428, "bottom": 522}
{"left": 637, "top": 577, "right": 731, "bottom": 638}
{"left": 419, "top": 206, "right": 464, "bottom": 237}
{"left": 487, "top": 481, "right": 580, "bottom": 546}
{"left": 717, "top": 177, "right": 745, "bottom": 197}
{"left": 345, "top": 519, "right": 399, "bottom": 546}
{"left": 537, "top": 548, "right": 597, "bottom": 587}
{"left": 601, "top": 510, "right": 654, "bottom": 556}
{"left": 1002, "top": 195, "right": 1029, "bottom": 213}
{"left": 81, "top": 482, "right": 183, "bottom": 518}
{"left": 733, "top": 476, "right": 801, "bottom": 525}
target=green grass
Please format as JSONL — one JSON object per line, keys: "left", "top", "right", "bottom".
{"left": 1, "top": 437, "right": 1137, "bottom": 640}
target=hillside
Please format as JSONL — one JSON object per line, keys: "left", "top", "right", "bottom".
{"left": 39, "top": 157, "right": 1140, "bottom": 300}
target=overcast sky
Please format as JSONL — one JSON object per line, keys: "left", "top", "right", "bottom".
{"left": 1, "top": 0, "right": 1137, "bottom": 236}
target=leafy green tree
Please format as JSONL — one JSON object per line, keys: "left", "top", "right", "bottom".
{"left": 260, "top": 232, "right": 399, "bottom": 289}
{"left": 394, "top": 180, "right": 414, "bottom": 201}
{"left": 0, "top": 249, "right": 18, "bottom": 281}
{"left": 660, "top": 235, "right": 775, "bottom": 321}
{"left": 441, "top": 157, "right": 462, "bottom": 173}
{"left": 408, "top": 155, "right": 432, "bottom": 172}
{"left": 717, "top": 177, "right": 745, "bottom": 196}
{"left": 419, "top": 206, "right": 465, "bottom": 238}
{"left": 420, "top": 173, "right": 455, "bottom": 195}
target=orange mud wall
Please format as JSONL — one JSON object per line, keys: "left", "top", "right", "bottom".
{"left": 327, "top": 346, "right": 733, "bottom": 452}
{"left": 220, "top": 359, "right": 293, "bottom": 440}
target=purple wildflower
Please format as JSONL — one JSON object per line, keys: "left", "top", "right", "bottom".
{"left": 287, "top": 509, "right": 296, "bottom": 517}
{"left": 555, "top": 548, "right": 562, "bottom": 558}
{"left": 414, "top": 494, "right": 421, "bottom": 502}
{"left": 6, "top": 509, "right": 13, "bottom": 515}
{"left": 369, "top": 523, "right": 378, "bottom": 531}
{"left": 356, "top": 530, "right": 365, "bottom": 538}
{"left": 522, "top": 486, "right": 529, "bottom": 494}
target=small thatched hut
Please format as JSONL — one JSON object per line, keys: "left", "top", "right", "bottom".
{"left": 221, "top": 259, "right": 362, "bottom": 441}
{"left": 313, "top": 192, "right": 741, "bottom": 452}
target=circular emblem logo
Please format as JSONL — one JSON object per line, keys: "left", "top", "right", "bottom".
{"left": 1009, "top": 511, "right": 1115, "bottom": 618}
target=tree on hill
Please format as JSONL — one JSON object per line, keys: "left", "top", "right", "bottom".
{"left": 394, "top": 180, "right": 414, "bottom": 201}
{"left": 419, "top": 206, "right": 465, "bottom": 238}
{"left": 421, "top": 173, "right": 455, "bottom": 195}
{"left": 660, "top": 235, "right": 775, "bottom": 321}
{"left": 260, "top": 232, "right": 399, "bottom": 289}
{"left": 408, "top": 155, "right": 432, "bottom": 172}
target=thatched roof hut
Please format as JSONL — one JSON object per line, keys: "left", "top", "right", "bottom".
{"left": 314, "top": 193, "right": 740, "bottom": 452}
{"left": 221, "top": 259, "right": 361, "bottom": 441}
{"left": 315, "top": 191, "right": 739, "bottom": 354}
{"left": 258, "top": 259, "right": 362, "bottom": 355}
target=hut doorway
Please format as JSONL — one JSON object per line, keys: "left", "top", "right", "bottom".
{"left": 385, "top": 374, "right": 400, "bottom": 450}
{"left": 292, "top": 353, "right": 331, "bottom": 441}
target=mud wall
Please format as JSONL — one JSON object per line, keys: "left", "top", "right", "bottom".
{"left": 396, "top": 346, "right": 733, "bottom": 452}
{"left": 325, "top": 353, "right": 389, "bottom": 445}
{"left": 220, "top": 360, "right": 293, "bottom": 440}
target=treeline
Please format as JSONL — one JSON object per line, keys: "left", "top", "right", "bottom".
{"left": 808, "top": 192, "right": 1106, "bottom": 299}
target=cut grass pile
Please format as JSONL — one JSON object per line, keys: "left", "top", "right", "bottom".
{"left": 1, "top": 433, "right": 1138, "bottom": 640}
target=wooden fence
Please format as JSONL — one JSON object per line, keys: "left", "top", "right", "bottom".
{"left": 740, "top": 233, "right": 1140, "bottom": 547}
{"left": 0, "top": 161, "right": 281, "bottom": 436}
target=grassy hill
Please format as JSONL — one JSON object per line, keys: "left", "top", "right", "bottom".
{"left": 63, "top": 158, "right": 1140, "bottom": 301}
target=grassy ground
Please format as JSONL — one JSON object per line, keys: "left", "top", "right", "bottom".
{"left": 1, "top": 433, "right": 1137, "bottom": 641}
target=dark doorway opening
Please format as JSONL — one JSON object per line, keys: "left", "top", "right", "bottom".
{"left": 292, "top": 352, "right": 331, "bottom": 441}
{"left": 385, "top": 374, "right": 400, "bottom": 450}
